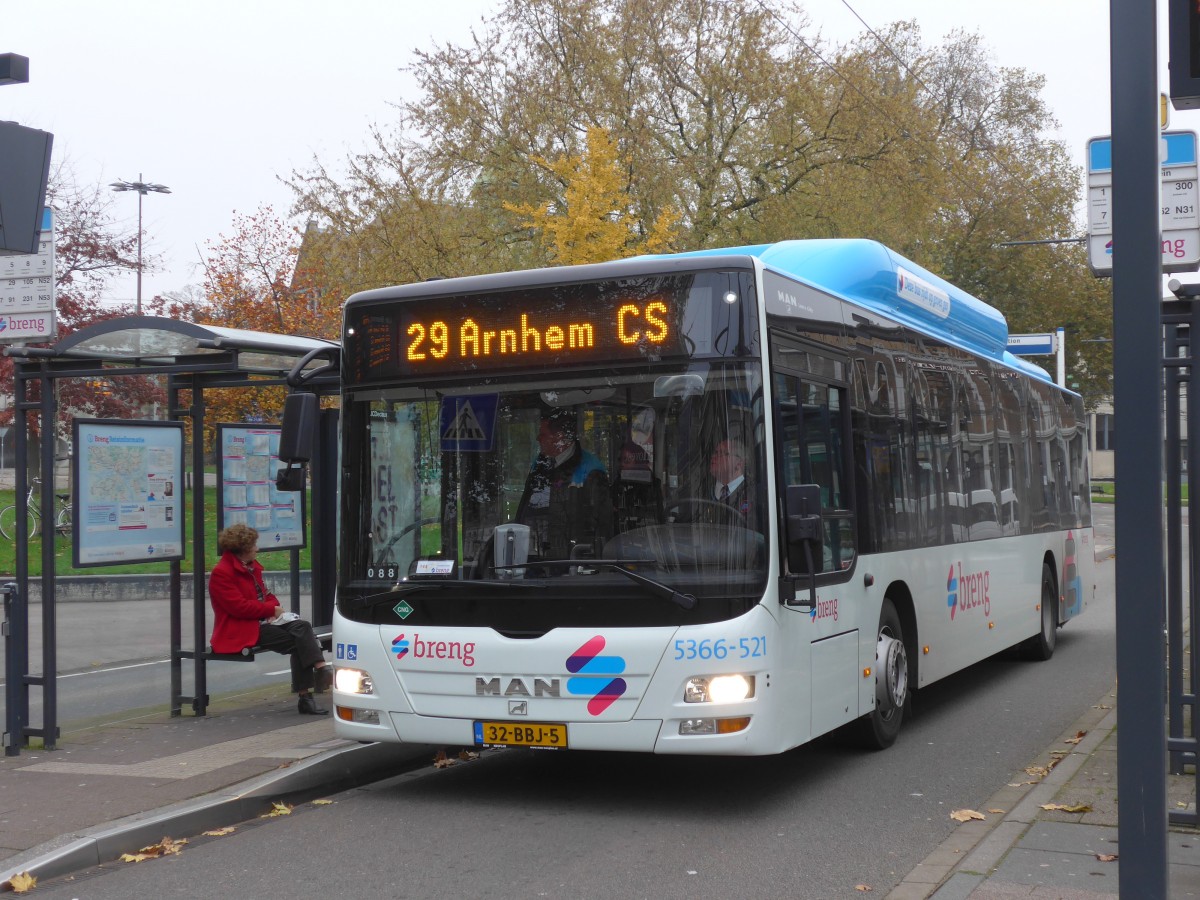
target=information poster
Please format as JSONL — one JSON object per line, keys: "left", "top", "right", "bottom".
{"left": 72, "top": 419, "right": 185, "bottom": 567}
{"left": 216, "top": 424, "right": 305, "bottom": 550}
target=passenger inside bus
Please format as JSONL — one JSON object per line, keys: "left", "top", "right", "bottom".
{"left": 515, "top": 409, "right": 611, "bottom": 559}
{"left": 611, "top": 440, "right": 663, "bottom": 531}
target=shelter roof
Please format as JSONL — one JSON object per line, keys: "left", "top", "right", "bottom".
{"left": 5, "top": 315, "right": 339, "bottom": 378}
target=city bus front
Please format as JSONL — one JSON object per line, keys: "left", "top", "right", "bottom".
{"left": 330, "top": 260, "right": 790, "bottom": 754}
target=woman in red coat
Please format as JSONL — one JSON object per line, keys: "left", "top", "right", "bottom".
{"left": 209, "top": 523, "right": 332, "bottom": 715}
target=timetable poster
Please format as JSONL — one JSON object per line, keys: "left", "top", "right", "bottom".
{"left": 72, "top": 419, "right": 185, "bottom": 567}
{"left": 217, "top": 424, "right": 305, "bottom": 551}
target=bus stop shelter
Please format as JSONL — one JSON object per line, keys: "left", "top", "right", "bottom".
{"left": 2, "top": 316, "right": 341, "bottom": 755}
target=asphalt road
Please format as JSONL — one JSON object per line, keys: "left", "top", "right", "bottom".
{"left": 26, "top": 507, "right": 1119, "bottom": 899}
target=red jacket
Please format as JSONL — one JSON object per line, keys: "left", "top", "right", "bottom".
{"left": 208, "top": 551, "right": 279, "bottom": 652}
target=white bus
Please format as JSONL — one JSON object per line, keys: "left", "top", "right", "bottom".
{"left": 326, "top": 239, "right": 1093, "bottom": 755}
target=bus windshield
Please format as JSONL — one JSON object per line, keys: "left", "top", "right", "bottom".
{"left": 340, "top": 362, "right": 768, "bottom": 631}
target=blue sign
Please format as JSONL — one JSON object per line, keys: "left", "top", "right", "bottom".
{"left": 439, "top": 395, "right": 499, "bottom": 452}
{"left": 1008, "top": 333, "right": 1056, "bottom": 356}
{"left": 1088, "top": 132, "right": 1198, "bottom": 173}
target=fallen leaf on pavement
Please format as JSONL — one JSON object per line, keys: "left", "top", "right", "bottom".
{"left": 433, "top": 750, "right": 455, "bottom": 768}
{"left": 120, "top": 836, "right": 187, "bottom": 862}
{"left": 5, "top": 872, "right": 36, "bottom": 893}
{"left": 1064, "top": 731, "right": 1087, "bottom": 744}
{"left": 203, "top": 827, "right": 236, "bottom": 837}
{"left": 312, "top": 799, "right": 334, "bottom": 805}
{"left": 1025, "top": 765, "right": 1051, "bottom": 779}
{"left": 854, "top": 885, "right": 872, "bottom": 892}
{"left": 950, "top": 809, "right": 985, "bottom": 823}
{"left": 987, "top": 808, "right": 1005, "bottom": 814}
{"left": 260, "top": 802, "right": 293, "bottom": 818}
{"left": 458, "top": 750, "right": 480, "bottom": 761}
{"left": 1096, "top": 853, "right": 1118, "bottom": 862}
{"left": 1040, "top": 803, "right": 1092, "bottom": 813}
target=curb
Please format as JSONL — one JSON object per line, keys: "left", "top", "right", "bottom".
{"left": 886, "top": 685, "right": 1118, "bottom": 900}
{"left": 0, "top": 739, "right": 434, "bottom": 887}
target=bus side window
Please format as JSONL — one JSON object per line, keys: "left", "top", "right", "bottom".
{"left": 775, "top": 371, "right": 854, "bottom": 574}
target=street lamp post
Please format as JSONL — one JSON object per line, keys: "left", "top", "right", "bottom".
{"left": 109, "top": 174, "right": 170, "bottom": 315}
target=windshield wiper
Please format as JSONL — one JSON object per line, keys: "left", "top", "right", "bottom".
{"left": 351, "top": 580, "right": 547, "bottom": 608}
{"left": 494, "top": 558, "right": 696, "bottom": 610}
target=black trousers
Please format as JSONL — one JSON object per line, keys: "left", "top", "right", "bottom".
{"left": 256, "top": 619, "right": 325, "bottom": 693}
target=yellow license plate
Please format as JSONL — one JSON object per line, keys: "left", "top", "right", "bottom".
{"left": 474, "top": 720, "right": 568, "bottom": 749}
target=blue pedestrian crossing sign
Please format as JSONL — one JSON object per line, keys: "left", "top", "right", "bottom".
{"left": 440, "top": 395, "right": 499, "bottom": 452}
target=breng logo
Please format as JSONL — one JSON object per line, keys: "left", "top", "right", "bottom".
{"left": 565, "top": 635, "right": 626, "bottom": 715}
{"left": 809, "top": 596, "right": 838, "bottom": 622}
{"left": 391, "top": 633, "right": 475, "bottom": 666}
{"left": 947, "top": 562, "right": 990, "bottom": 620}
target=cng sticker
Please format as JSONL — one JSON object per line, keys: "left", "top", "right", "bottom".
{"left": 394, "top": 600, "right": 414, "bottom": 619}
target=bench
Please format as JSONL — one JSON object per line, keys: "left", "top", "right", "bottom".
{"left": 193, "top": 629, "right": 334, "bottom": 662}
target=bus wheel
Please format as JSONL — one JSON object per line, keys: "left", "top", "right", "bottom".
{"left": 1023, "top": 564, "right": 1058, "bottom": 661}
{"left": 855, "top": 598, "right": 909, "bottom": 750}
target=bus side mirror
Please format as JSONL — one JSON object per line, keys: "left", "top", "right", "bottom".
{"left": 276, "top": 393, "right": 318, "bottom": 492}
{"left": 784, "top": 484, "right": 823, "bottom": 608}
{"left": 279, "top": 393, "right": 318, "bottom": 463}
{"left": 785, "top": 484, "right": 823, "bottom": 546}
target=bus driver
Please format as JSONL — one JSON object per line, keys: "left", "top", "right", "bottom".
{"left": 515, "top": 410, "right": 610, "bottom": 559}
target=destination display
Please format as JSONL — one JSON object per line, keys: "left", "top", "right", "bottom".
{"left": 346, "top": 281, "right": 694, "bottom": 381}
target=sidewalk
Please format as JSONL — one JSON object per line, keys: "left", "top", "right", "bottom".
{"left": 0, "top": 682, "right": 433, "bottom": 888}
{"left": 888, "top": 683, "right": 1200, "bottom": 899}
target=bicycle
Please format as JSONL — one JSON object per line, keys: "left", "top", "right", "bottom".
{"left": 0, "top": 477, "right": 73, "bottom": 540}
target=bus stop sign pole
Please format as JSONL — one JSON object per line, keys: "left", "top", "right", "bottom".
{"left": 1110, "top": 0, "right": 1169, "bottom": 893}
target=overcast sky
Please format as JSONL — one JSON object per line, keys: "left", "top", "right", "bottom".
{"left": 3, "top": 1, "right": 1183, "bottom": 304}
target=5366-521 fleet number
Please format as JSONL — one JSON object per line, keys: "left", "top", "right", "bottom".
{"left": 673, "top": 636, "right": 766, "bottom": 661}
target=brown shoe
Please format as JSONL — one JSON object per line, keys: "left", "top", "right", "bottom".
{"left": 298, "top": 694, "right": 328, "bottom": 715}
{"left": 315, "top": 665, "right": 333, "bottom": 694}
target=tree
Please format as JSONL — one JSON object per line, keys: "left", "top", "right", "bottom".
{"left": 505, "top": 125, "right": 679, "bottom": 264}
{"left": 162, "top": 207, "right": 342, "bottom": 450}
{"left": 0, "top": 169, "right": 165, "bottom": 448}
{"left": 289, "top": 0, "right": 1110, "bottom": 400}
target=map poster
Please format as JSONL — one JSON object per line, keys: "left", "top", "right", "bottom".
{"left": 72, "top": 419, "right": 185, "bottom": 568}
{"left": 216, "top": 424, "right": 305, "bottom": 551}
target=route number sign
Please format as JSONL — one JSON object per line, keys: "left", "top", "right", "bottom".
{"left": 1087, "top": 131, "right": 1200, "bottom": 276}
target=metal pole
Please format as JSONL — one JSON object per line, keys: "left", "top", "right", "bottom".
{"left": 192, "top": 382, "right": 208, "bottom": 714}
{"left": 1110, "top": 0, "right": 1168, "bottom": 892}
{"left": 8, "top": 364, "right": 30, "bottom": 755}
{"left": 39, "top": 367, "right": 57, "bottom": 750}
{"left": 1056, "top": 327, "right": 1066, "bottom": 388}
{"left": 136, "top": 174, "right": 143, "bottom": 316}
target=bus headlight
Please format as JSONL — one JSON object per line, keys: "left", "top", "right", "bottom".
{"left": 333, "top": 667, "right": 375, "bottom": 695}
{"left": 684, "top": 674, "right": 754, "bottom": 703}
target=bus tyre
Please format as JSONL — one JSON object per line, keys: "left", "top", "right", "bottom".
{"left": 855, "top": 598, "right": 909, "bottom": 751}
{"left": 1022, "top": 564, "right": 1058, "bottom": 661}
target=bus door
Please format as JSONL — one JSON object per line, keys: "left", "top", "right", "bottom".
{"left": 770, "top": 337, "right": 859, "bottom": 734}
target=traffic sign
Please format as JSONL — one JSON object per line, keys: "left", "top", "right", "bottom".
{"left": 0, "top": 206, "right": 55, "bottom": 342}
{"left": 1086, "top": 131, "right": 1200, "bottom": 276}
{"left": 1008, "top": 333, "right": 1057, "bottom": 355}
{"left": 0, "top": 310, "right": 55, "bottom": 341}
